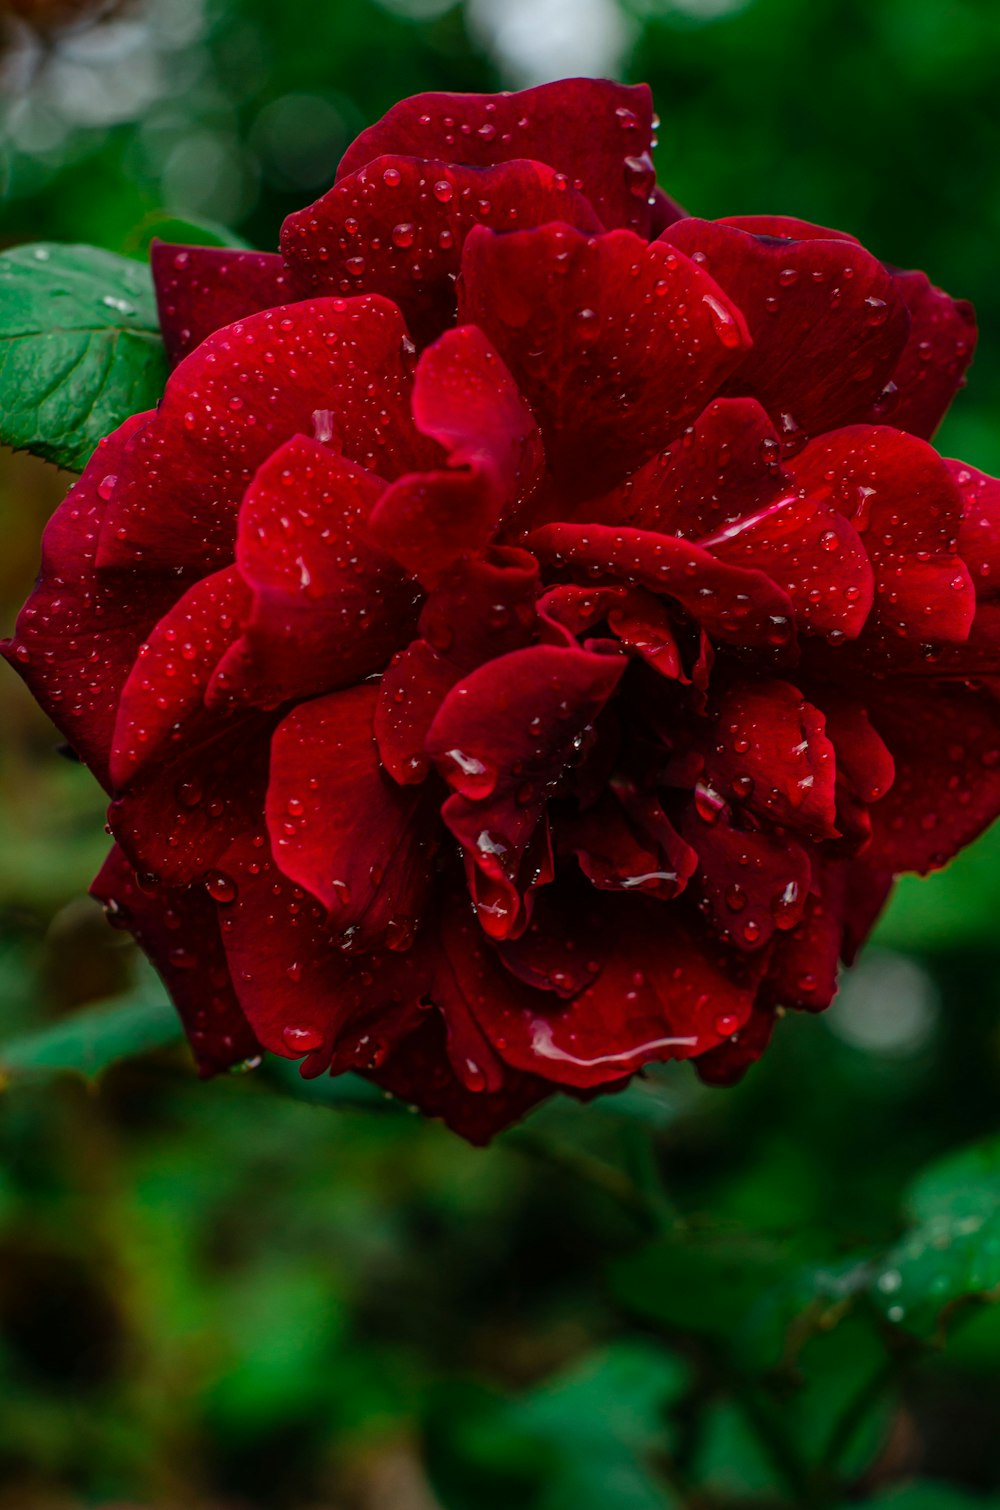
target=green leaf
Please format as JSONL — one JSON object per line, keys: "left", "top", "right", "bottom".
{"left": 0, "top": 242, "right": 168, "bottom": 471}
{"left": 433, "top": 1343, "right": 686, "bottom": 1510}
{"left": 839, "top": 1483, "right": 1000, "bottom": 1510}
{"left": 125, "top": 211, "right": 252, "bottom": 254}
{"left": 0, "top": 991, "right": 182, "bottom": 1084}
{"left": 868, "top": 1135, "right": 1000, "bottom": 1338}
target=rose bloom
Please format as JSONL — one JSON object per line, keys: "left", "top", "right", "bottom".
{"left": 7, "top": 78, "right": 1000, "bottom": 1140}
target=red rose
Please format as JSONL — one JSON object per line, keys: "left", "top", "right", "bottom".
{"left": 7, "top": 78, "right": 998, "bottom": 1141}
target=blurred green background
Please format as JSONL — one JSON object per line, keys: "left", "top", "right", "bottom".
{"left": 2, "top": 0, "right": 1000, "bottom": 1506}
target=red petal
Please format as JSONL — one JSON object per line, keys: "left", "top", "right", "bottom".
{"left": 367, "top": 1010, "right": 549, "bottom": 1144}
{"left": 676, "top": 807, "right": 810, "bottom": 952}
{"left": 717, "top": 215, "right": 859, "bottom": 244}
{"left": 151, "top": 243, "right": 294, "bottom": 366}
{"left": 662, "top": 219, "right": 909, "bottom": 443}
{"left": 595, "top": 397, "right": 788, "bottom": 539}
{"left": 110, "top": 565, "right": 249, "bottom": 789}
{"left": 267, "top": 684, "right": 437, "bottom": 945}
{"left": 458, "top": 225, "right": 750, "bottom": 495}
{"left": 375, "top": 640, "right": 457, "bottom": 786}
{"left": 336, "top": 79, "right": 656, "bottom": 235}
{"left": 701, "top": 679, "right": 839, "bottom": 838}
{"left": 951, "top": 460, "right": 1000, "bottom": 600}
{"left": 527, "top": 522, "right": 796, "bottom": 649}
{"left": 108, "top": 715, "right": 274, "bottom": 885}
{"left": 375, "top": 548, "right": 542, "bottom": 785}
{"left": 865, "top": 682, "right": 1000, "bottom": 872}
{"left": 425, "top": 643, "right": 626, "bottom": 938}
{"left": 559, "top": 789, "right": 696, "bottom": 901}
{"left": 445, "top": 896, "right": 761, "bottom": 1089}
{"left": 97, "top": 297, "right": 431, "bottom": 576}
{"left": 699, "top": 490, "right": 874, "bottom": 641}
{"left": 90, "top": 845, "right": 260, "bottom": 1075}
{"left": 695, "top": 1001, "right": 777, "bottom": 1086}
{"left": 282, "top": 156, "right": 601, "bottom": 345}
{"left": 787, "top": 425, "right": 973, "bottom": 644}
{"left": 3, "top": 415, "right": 179, "bottom": 791}
{"left": 870, "top": 270, "right": 977, "bottom": 439}
{"left": 216, "top": 832, "right": 426, "bottom": 1063}
{"left": 209, "top": 435, "right": 417, "bottom": 710}
{"left": 368, "top": 326, "right": 543, "bottom": 583}
{"left": 418, "top": 546, "right": 540, "bottom": 672}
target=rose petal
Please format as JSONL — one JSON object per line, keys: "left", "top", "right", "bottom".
{"left": 90, "top": 844, "right": 260, "bottom": 1075}
{"left": 870, "top": 269, "right": 977, "bottom": 439}
{"left": 336, "top": 78, "right": 657, "bottom": 234}
{"left": 595, "top": 397, "right": 788, "bottom": 539}
{"left": 97, "top": 297, "right": 432, "bottom": 575}
{"left": 3, "top": 415, "right": 179, "bottom": 790}
{"left": 951, "top": 460, "right": 1000, "bottom": 600}
{"left": 559, "top": 788, "right": 696, "bottom": 901}
{"left": 699, "top": 491, "right": 874, "bottom": 641}
{"left": 208, "top": 435, "right": 417, "bottom": 710}
{"left": 445, "top": 895, "right": 761, "bottom": 1089}
{"left": 700, "top": 678, "right": 838, "bottom": 838}
{"left": 368, "top": 1009, "right": 550, "bottom": 1144}
{"left": 267, "top": 684, "right": 437, "bottom": 946}
{"left": 865, "top": 681, "right": 1000, "bottom": 872}
{"left": 282, "top": 156, "right": 601, "bottom": 345}
{"left": 676, "top": 806, "right": 810, "bottom": 952}
{"left": 151, "top": 243, "right": 294, "bottom": 366}
{"left": 109, "top": 715, "right": 275, "bottom": 884}
{"left": 527, "top": 522, "right": 797, "bottom": 650}
{"left": 368, "top": 326, "right": 543, "bottom": 583}
{"left": 662, "top": 218, "right": 909, "bottom": 443}
{"left": 110, "top": 564, "right": 249, "bottom": 789}
{"left": 458, "top": 224, "right": 750, "bottom": 494}
{"left": 426, "top": 642, "right": 626, "bottom": 938}
{"left": 787, "top": 425, "right": 973, "bottom": 644}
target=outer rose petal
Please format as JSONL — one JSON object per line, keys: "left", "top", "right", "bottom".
{"left": 787, "top": 426, "right": 973, "bottom": 644}
{"left": 865, "top": 682, "right": 1000, "bottom": 872}
{"left": 445, "top": 897, "right": 762, "bottom": 1089}
{"left": 699, "top": 491, "right": 874, "bottom": 640}
{"left": 90, "top": 845, "right": 260, "bottom": 1075}
{"left": 426, "top": 643, "right": 626, "bottom": 938}
{"left": 594, "top": 398, "right": 789, "bottom": 539}
{"left": 527, "top": 522, "right": 797, "bottom": 649}
{"left": 458, "top": 224, "right": 751, "bottom": 495}
{"left": 367, "top": 1011, "right": 551, "bottom": 1145}
{"left": 108, "top": 715, "right": 275, "bottom": 885}
{"left": 266, "top": 684, "right": 437, "bottom": 947}
{"left": 951, "top": 460, "right": 1000, "bottom": 599}
{"left": 336, "top": 78, "right": 657, "bottom": 235}
{"left": 3, "top": 415, "right": 179, "bottom": 790}
{"left": 368, "top": 327, "right": 543, "bottom": 583}
{"left": 97, "top": 297, "right": 434, "bottom": 576}
{"left": 281, "top": 156, "right": 602, "bottom": 346}
{"left": 110, "top": 564, "right": 250, "bottom": 788}
{"left": 210, "top": 436, "right": 418, "bottom": 710}
{"left": 695, "top": 1002, "right": 777, "bottom": 1086}
{"left": 151, "top": 243, "right": 294, "bottom": 366}
{"left": 215, "top": 833, "right": 430, "bottom": 1066}
{"left": 662, "top": 218, "right": 909, "bottom": 443}
{"left": 871, "top": 270, "right": 977, "bottom": 439}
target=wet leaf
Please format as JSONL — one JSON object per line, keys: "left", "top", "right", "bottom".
{"left": 0, "top": 990, "right": 182, "bottom": 1084}
{"left": 868, "top": 1135, "right": 1000, "bottom": 1338}
{"left": 0, "top": 242, "right": 167, "bottom": 471}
